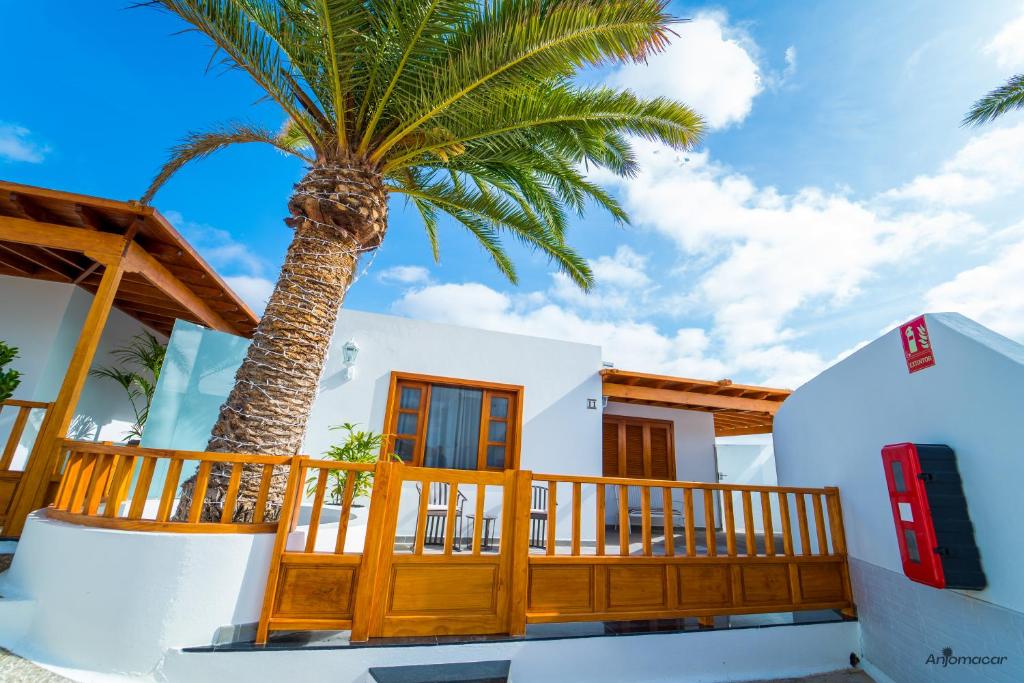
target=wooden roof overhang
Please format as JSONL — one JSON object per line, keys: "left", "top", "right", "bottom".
{"left": 0, "top": 181, "right": 259, "bottom": 337}
{"left": 601, "top": 369, "right": 791, "bottom": 437}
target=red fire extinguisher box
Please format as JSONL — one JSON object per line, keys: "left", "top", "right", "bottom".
{"left": 881, "top": 443, "right": 985, "bottom": 590}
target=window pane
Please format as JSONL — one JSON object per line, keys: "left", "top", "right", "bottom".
{"left": 394, "top": 438, "right": 415, "bottom": 462}
{"left": 487, "top": 445, "right": 505, "bottom": 469}
{"left": 424, "top": 386, "right": 482, "bottom": 470}
{"left": 903, "top": 529, "right": 920, "bottom": 563}
{"left": 891, "top": 460, "right": 907, "bottom": 492}
{"left": 490, "top": 396, "right": 509, "bottom": 418}
{"left": 399, "top": 387, "right": 421, "bottom": 410}
{"left": 396, "top": 412, "right": 418, "bottom": 436}
{"left": 488, "top": 420, "right": 507, "bottom": 443}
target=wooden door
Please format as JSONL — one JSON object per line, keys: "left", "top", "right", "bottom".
{"left": 602, "top": 415, "right": 675, "bottom": 480}
{"left": 367, "top": 466, "right": 517, "bottom": 637}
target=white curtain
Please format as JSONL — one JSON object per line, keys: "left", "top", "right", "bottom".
{"left": 424, "top": 386, "right": 482, "bottom": 469}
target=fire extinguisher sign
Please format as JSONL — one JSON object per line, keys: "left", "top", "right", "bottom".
{"left": 900, "top": 315, "right": 936, "bottom": 373}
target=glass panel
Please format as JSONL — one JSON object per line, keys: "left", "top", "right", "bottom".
{"left": 399, "top": 386, "right": 421, "bottom": 410}
{"left": 891, "top": 460, "right": 907, "bottom": 492}
{"left": 487, "top": 445, "right": 505, "bottom": 469}
{"left": 396, "top": 412, "right": 418, "bottom": 436}
{"left": 903, "top": 529, "right": 921, "bottom": 563}
{"left": 490, "top": 396, "right": 509, "bottom": 418}
{"left": 394, "top": 438, "right": 415, "bottom": 462}
{"left": 488, "top": 420, "right": 507, "bottom": 443}
{"left": 424, "top": 386, "right": 482, "bottom": 470}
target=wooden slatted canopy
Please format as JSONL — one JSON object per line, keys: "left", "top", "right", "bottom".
{"left": 0, "top": 180, "right": 259, "bottom": 337}
{"left": 601, "top": 369, "right": 790, "bottom": 437}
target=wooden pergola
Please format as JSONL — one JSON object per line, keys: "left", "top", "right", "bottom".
{"left": 601, "top": 369, "right": 790, "bottom": 437}
{"left": 0, "top": 181, "right": 259, "bottom": 536}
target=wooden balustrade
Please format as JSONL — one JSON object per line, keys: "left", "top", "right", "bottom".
{"left": 525, "top": 473, "right": 852, "bottom": 625}
{"left": 41, "top": 444, "right": 853, "bottom": 641}
{"left": 1, "top": 399, "right": 54, "bottom": 528}
{"left": 46, "top": 440, "right": 290, "bottom": 533}
{"left": 1, "top": 400, "right": 53, "bottom": 473}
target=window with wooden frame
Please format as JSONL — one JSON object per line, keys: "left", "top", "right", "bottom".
{"left": 602, "top": 415, "right": 676, "bottom": 480}
{"left": 383, "top": 372, "right": 523, "bottom": 471}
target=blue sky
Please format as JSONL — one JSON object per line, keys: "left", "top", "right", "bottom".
{"left": 4, "top": 1, "right": 1024, "bottom": 387}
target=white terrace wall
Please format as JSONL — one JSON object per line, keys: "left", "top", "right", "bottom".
{"left": 145, "top": 309, "right": 606, "bottom": 541}
{"left": 773, "top": 312, "right": 1024, "bottom": 683}
{"left": 0, "top": 274, "right": 160, "bottom": 460}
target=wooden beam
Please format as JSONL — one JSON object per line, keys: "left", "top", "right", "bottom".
{"left": 122, "top": 241, "right": 235, "bottom": 333}
{"left": 603, "top": 382, "right": 784, "bottom": 414}
{"left": 715, "top": 423, "right": 774, "bottom": 437}
{"left": 0, "top": 214, "right": 126, "bottom": 264}
{"left": 3, "top": 258, "right": 127, "bottom": 537}
{"left": 0, "top": 243, "right": 74, "bottom": 280}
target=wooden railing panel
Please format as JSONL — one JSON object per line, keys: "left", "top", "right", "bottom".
{"left": 524, "top": 473, "right": 854, "bottom": 626}
{"left": 46, "top": 441, "right": 287, "bottom": 533}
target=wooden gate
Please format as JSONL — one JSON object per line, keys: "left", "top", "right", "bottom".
{"left": 365, "top": 466, "right": 524, "bottom": 638}
{"left": 257, "top": 461, "right": 528, "bottom": 643}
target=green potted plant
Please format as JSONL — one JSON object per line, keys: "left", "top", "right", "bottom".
{"left": 308, "top": 423, "right": 397, "bottom": 505}
{"left": 90, "top": 332, "right": 166, "bottom": 443}
{"left": 0, "top": 340, "right": 22, "bottom": 403}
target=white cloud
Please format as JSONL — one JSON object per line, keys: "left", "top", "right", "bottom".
{"left": 589, "top": 246, "right": 650, "bottom": 288}
{"left": 885, "top": 124, "right": 1024, "bottom": 205}
{"left": 605, "top": 11, "right": 762, "bottom": 130}
{"left": 925, "top": 236, "right": 1024, "bottom": 340}
{"left": 0, "top": 123, "right": 49, "bottom": 163}
{"left": 224, "top": 275, "right": 275, "bottom": 315}
{"left": 595, "top": 138, "right": 976, "bottom": 363}
{"left": 391, "top": 281, "right": 731, "bottom": 380}
{"left": 165, "top": 210, "right": 267, "bottom": 276}
{"left": 378, "top": 265, "right": 431, "bottom": 285}
{"left": 985, "top": 9, "right": 1024, "bottom": 68}
{"left": 783, "top": 46, "right": 797, "bottom": 79}
{"left": 164, "top": 210, "right": 273, "bottom": 313}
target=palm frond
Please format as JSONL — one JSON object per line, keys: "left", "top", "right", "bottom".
{"left": 371, "top": 0, "right": 676, "bottom": 162}
{"left": 142, "top": 122, "right": 314, "bottom": 203}
{"left": 963, "top": 73, "right": 1024, "bottom": 126}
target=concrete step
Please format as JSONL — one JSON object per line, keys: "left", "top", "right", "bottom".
{"left": 368, "top": 660, "right": 510, "bottom": 683}
{"left": 0, "top": 596, "right": 35, "bottom": 645}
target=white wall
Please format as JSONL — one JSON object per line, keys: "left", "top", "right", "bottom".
{"left": 0, "top": 275, "right": 159, "bottom": 465}
{"left": 0, "top": 512, "right": 277, "bottom": 676}
{"left": 716, "top": 435, "right": 779, "bottom": 534}
{"left": 157, "top": 620, "right": 861, "bottom": 683}
{"left": 774, "top": 312, "right": 1024, "bottom": 612}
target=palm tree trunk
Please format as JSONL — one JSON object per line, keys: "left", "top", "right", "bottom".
{"left": 174, "top": 163, "right": 387, "bottom": 522}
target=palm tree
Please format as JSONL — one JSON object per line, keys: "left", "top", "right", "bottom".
{"left": 963, "top": 73, "right": 1024, "bottom": 126}
{"left": 141, "top": 0, "right": 703, "bottom": 522}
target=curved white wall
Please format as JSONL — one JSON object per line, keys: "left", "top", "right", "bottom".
{"left": 0, "top": 512, "right": 276, "bottom": 676}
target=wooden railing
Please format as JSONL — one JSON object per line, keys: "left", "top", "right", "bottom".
{"left": 42, "top": 446, "right": 853, "bottom": 640}
{"left": 47, "top": 440, "right": 290, "bottom": 533}
{"left": 1, "top": 399, "right": 53, "bottom": 473}
{"left": 524, "top": 473, "right": 852, "bottom": 625}
{"left": 1, "top": 399, "right": 55, "bottom": 528}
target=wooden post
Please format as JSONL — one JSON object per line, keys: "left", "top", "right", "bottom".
{"left": 256, "top": 456, "right": 304, "bottom": 645}
{"left": 507, "top": 469, "right": 533, "bottom": 636}
{"left": 4, "top": 257, "right": 126, "bottom": 536}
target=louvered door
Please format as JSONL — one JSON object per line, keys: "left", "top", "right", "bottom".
{"left": 601, "top": 416, "right": 676, "bottom": 480}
